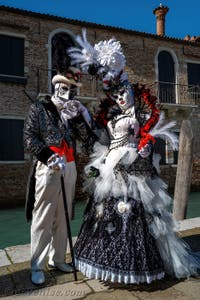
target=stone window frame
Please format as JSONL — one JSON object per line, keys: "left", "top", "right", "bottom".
{"left": 0, "top": 31, "right": 27, "bottom": 84}
{"left": 185, "top": 58, "right": 200, "bottom": 68}
{"left": 186, "top": 59, "right": 200, "bottom": 89}
{"left": 47, "top": 28, "right": 77, "bottom": 94}
{"left": 155, "top": 47, "right": 180, "bottom": 104}
{"left": 0, "top": 116, "right": 26, "bottom": 164}
{"left": 46, "top": 28, "right": 100, "bottom": 98}
{"left": 176, "top": 59, "right": 200, "bottom": 105}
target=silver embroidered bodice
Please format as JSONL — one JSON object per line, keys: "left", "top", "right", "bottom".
{"left": 107, "top": 107, "right": 140, "bottom": 151}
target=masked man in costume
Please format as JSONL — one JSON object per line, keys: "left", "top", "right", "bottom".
{"left": 24, "top": 67, "right": 92, "bottom": 285}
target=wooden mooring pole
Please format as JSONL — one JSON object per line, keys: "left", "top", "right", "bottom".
{"left": 173, "top": 120, "right": 194, "bottom": 221}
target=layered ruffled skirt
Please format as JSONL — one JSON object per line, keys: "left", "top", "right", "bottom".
{"left": 74, "top": 143, "right": 199, "bottom": 284}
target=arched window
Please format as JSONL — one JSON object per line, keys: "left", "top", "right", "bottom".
{"left": 51, "top": 32, "right": 76, "bottom": 79}
{"left": 48, "top": 30, "right": 99, "bottom": 98}
{"left": 158, "top": 50, "right": 176, "bottom": 103}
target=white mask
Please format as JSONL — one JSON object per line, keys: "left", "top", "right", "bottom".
{"left": 110, "top": 82, "right": 134, "bottom": 110}
{"left": 54, "top": 82, "right": 77, "bottom": 101}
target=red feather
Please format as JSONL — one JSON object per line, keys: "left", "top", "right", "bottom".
{"left": 138, "top": 88, "right": 160, "bottom": 150}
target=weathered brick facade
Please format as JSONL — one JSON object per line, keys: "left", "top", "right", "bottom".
{"left": 0, "top": 5, "right": 199, "bottom": 207}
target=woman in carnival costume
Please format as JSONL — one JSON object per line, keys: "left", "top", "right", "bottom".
{"left": 68, "top": 30, "right": 200, "bottom": 284}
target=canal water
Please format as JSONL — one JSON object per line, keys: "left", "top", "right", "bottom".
{"left": 0, "top": 193, "right": 199, "bottom": 249}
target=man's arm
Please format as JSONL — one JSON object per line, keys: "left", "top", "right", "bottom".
{"left": 24, "top": 102, "right": 54, "bottom": 164}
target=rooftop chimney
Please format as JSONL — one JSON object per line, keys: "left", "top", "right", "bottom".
{"left": 153, "top": 3, "right": 169, "bottom": 36}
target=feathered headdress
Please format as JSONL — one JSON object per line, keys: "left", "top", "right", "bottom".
{"left": 68, "top": 29, "right": 126, "bottom": 87}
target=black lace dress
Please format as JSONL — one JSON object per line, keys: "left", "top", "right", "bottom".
{"left": 73, "top": 108, "right": 199, "bottom": 284}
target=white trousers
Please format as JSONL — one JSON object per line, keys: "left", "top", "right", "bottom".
{"left": 31, "top": 160, "right": 77, "bottom": 271}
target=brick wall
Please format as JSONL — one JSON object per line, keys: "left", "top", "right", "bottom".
{"left": 0, "top": 163, "right": 30, "bottom": 207}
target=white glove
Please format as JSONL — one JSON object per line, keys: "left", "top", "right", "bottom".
{"left": 47, "top": 154, "right": 66, "bottom": 171}
{"left": 138, "top": 144, "right": 152, "bottom": 158}
{"left": 61, "top": 100, "right": 92, "bottom": 128}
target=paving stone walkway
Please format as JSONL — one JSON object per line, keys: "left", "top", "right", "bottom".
{"left": 0, "top": 230, "right": 200, "bottom": 299}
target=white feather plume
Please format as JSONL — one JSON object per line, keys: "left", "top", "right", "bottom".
{"left": 94, "top": 39, "right": 126, "bottom": 76}
{"left": 68, "top": 29, "right": 126, "bottom": 78}
{"left": 150, "top": 112, "right": 179, "bottom": 150}
{"left": 67, "top": 28, "right": 97, "bottom": 71}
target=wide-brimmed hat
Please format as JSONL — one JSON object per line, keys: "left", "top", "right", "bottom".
{"left": 52, "top": 67, "right": 82, "bottom": 87}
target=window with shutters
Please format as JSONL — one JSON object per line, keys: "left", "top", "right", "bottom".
{"left": 0, "top": 118, "right": 24, "bottom": 161}
{"left": 187, "top": 63, "right": 200, "bottom": 86}
{"left": 0, "top": 34, "right": 26, "bottom": 84}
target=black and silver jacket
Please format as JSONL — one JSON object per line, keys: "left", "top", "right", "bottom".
{"left": 24, "top": 97, "right": 73, "bottom": 164}
{"left": 24, "top": 97, "right": 74, "bottom": 221}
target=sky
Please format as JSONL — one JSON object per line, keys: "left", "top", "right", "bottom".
{"left": 0, "top": 0, "right": 199, "bottom": 39}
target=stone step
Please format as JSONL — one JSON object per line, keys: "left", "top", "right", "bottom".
{"left": 0, "top": 237, "right": 78, "bottom": 266}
